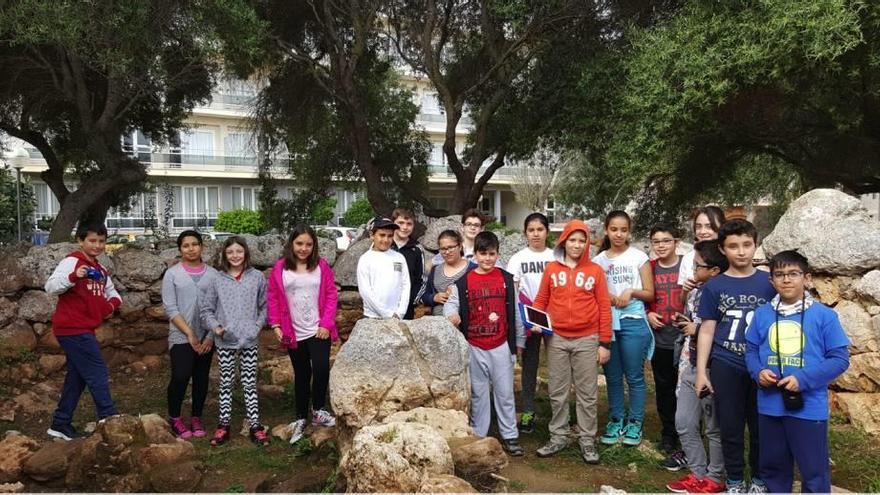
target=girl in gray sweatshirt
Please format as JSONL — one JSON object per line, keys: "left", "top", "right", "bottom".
{"left": 200, "top": 236, "right": 268, "bottom": 446}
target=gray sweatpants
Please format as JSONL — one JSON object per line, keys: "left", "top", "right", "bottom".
{"left": 676, "top": 363, "right": 725, "bottom": 482}
{"left": 469, "top": 342, "right": 518, "bottom": 440}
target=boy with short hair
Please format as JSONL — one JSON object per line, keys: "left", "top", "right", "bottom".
{"left": 444, "top": 231, "right": 524, "bottom": 456}
{"left": 390, "top": 207, "right": 424, "bottom": 320}
{"left": 666, "top": 240, "right": 728, "bottom": 493}
{"left": 45, "top": 223, "right": 122, "bottom": 441}
{"left": 745, "top": 251, "right": 849, "bottom": 493}
{"left": 646, "top": 223, "right": 685, "bottom": 455}
{"left": 357, "top": 216, "right": 411, "bottom": 319}
{"left": 432, "top": 208, "right": 485, "bottom": 266}
{"left": 694, "top": 219, "right": 777, "bottom": 493}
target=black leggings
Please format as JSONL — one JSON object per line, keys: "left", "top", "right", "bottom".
{"left": 287, "top": 337, "right": 331, "bottom": 419}
{"left": 167, "top": 343, "right": 214, "bottom": 418}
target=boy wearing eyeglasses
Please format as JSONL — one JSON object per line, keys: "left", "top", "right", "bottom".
{"left": 646, "top": 223, "right": 685, "bottom": 457}
{"left": 745, "top": 251, "right": 849, "bottom": 493}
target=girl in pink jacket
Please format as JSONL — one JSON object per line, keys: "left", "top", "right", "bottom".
{"left": 267, "top": 224, "right": 339, "bottom": 445}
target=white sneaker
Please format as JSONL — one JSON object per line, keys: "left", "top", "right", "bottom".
{"left": 288, "top": 419, "right": 307, "bottom": 445}
{"left": 311, "top": 408, "right": 336, "bottom": 427}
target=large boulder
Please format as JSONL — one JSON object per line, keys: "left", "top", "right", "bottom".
{"left": 854, "top": 270, "right": 880, "bottom": 305}
{"left": 763, "top": 189, "right": 880, "bottom": 275}
{"left": 118, "top": 291, "right": 152, "bottom": 320}
{"left": 0, "top": 298, "right": 16, "bottom": 328}
{"left": 0, "top": 320, "right": 36, "bottom": 358}
{"left": 136, "top": 441, "right": 195, "bottom": 473}
{"left": 497, "top": 232, "right": 526, "bottom": 269}
{"left": 16, "top": 291, "right": 57, "bottom": 323}
{"left": 139, "top": 414, "right": 176, "bottom": 444}
{"left": 318, "top": 236, "right": 338, "bottom": 266}
{"left": 448, "top": 436, "right": 508, "bottom": 486}
{"left": 21, "top": 243, "right": 114, "bottom": 289}
{"left": 834, "top": 301, "right": 879, "bottom": 355}
{"left": 0, "top": 433, "right": 40, "bottom": 483}
{"left": 0, "top": 256, "right": 27, "bottom": 296}
{"left": 148, "top": 460, "right": 201, "bottom": 492}
{"left": 420, "top": 216, "right": 462, "bottom": 251}
{"left": 340, "top": 422, "right": 454, "bottom": 493}
{"left": 333, "top": 238, "right": 373, "bottom": 289}
{"left": 237, "top": 234, "right": 284, "bottom": 268}
{"left": 22, "top": 439, "right": 82, "bottom": 482}
{"left": 419, "top": 474, "right": 477, "bottom": 493}
{"left": 836, "top": 393, "right": 880, "bottom": 436}
{"left": 329, "top": 317, "right": 470, "bottom": 430}
{"left": 835, "top": 352, "right": 880, "bottom": 392}
{"left": 112, "top": 248, "right": 166, "bottom": 291}
{"left": 382, "top": 407, "right": 473, "bottom": 440}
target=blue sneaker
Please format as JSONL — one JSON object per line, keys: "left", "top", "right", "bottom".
{"left": 600, "top": 418, "right": 624, "bottom": 445}
{"left": 621, "top": 421, "right": 643, "bottom": 446}
{"left": 727, "top": 480, "right": 748, "bottom": 493}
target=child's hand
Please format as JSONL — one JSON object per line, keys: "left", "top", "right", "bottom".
{"left": 433, "top": 292, "right": 449, "bottom": 304}
{"left": 682, "top": 277, "right": 701, "bottom": 292}
{"left": 316, "top": 327, "right": 330, "bottom": 340}
{"left": 614, "top": 290, "right": 633, "bottom": 308}
{"left": 598, "top": 346, "right": 610, "bottom": 365}
{"left": 188, "top": 334, "right": 201, "bottom": 352}
{"left": 75, "top": 265, "right": 88, "bottom": 279}
{"left": 777, "top": 375, "right": 799, "bottom": 392}
{"left": 758, "top": 369, "right": 778, "bottom": 388}
{"left": 213, "top": 326, "right": 225, "bottom": 338}
{"left": 200, "top": 338, "right": 213, "bottom": 354}
{"left": 678, "top": 322, "right": 697, "bottom": 336}
{"left": 447, "top": 314, "right": 461, "bottom": 327}
{"left": 647, "top": 312, "right": 664, "bottom": 329}
{"left": 694, "top": 373, "right": 713, "bottom": 397}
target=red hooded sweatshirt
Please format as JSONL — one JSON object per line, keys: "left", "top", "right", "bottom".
{"left": 533, "top": 220, "right": 612, "bottom": 343}
{"left": 45, "top": 251, "right": 122, "bottom": 336}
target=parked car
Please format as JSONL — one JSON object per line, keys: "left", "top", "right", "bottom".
{"left": 202, "top": 232, "right": 234, "bottom": 243}
{"left": 315, "top": 226, "right": 357, "bottom": 250}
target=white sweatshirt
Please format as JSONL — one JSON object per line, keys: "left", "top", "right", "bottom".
{"left": 357, "top": 248, "right": 411, "bottom": 318}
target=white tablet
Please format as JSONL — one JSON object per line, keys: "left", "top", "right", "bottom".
{"left": 524, "top": 305, "right": 553, "bottom": 333}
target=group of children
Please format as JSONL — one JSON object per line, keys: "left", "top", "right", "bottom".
{"left": 44, "top": 205, "right": 850, "bottom": 493}
{"left": 47, "top": 223, "right": 340, "bottom": 447}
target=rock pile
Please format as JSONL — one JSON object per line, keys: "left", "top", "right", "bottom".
{"left": 763, "top": 189, "right": 880, "bottom": 435}
{"left": 330, "top": 317, "right": 508, "bottom": 492}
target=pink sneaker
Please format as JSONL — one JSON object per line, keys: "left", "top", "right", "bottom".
{"left": 169, "top": 416, "right": 192, "bottom": 440}
{"left": 190, "top": 417, "right": 206, "bottom": 438}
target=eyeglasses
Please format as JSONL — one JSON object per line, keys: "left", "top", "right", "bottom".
{"left": 439, "top": 244, "right": 460, "bottom": 253}
{"left": 694, "top": 262, "right": 713, "bottom": 270}
{"left": 650, "top": 238, "right": 676, "bottom": 246}
{"left": 463, "top": 222, "right": 482, "bottom": 228}
{"left": 772, "top": 270, "right": 804, "bottom": 280}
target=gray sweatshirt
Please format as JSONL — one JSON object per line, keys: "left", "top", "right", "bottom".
{"left": 161, "top": 263, "right": 218, "bottom": 349}
{"left": 199, "top": 267, "right": 268, "bottom": 350}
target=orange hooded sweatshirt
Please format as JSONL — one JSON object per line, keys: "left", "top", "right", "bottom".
{"left": 533, "top": 220, "right": 612, "bottom": 343}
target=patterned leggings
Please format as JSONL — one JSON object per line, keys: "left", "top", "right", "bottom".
{"left": 216, "top": 347, "right": 260, "bottom": 427}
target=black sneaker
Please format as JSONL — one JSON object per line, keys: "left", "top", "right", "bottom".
{"left": 501, "top": 438, "right": 524, "bottom": 457}
{"left": 661, "top": 450, "right": 688, "bottom": 471}
{"left": 47, "top": 423, "right": 78, "bottom": 441}
{"left": 659, "top": 436, "right": 678, "bottom": 454}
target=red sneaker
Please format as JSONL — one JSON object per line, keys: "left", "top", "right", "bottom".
{"left": 689, "top": 477, "right": 725, "bottom": 494}
{"left": 210, "top": 425, "right": 230, "bottom": 447}
{"left": 667, "top": 473, "right": 700, "bottom": 493}
{"left": 250, "top": 425, "right": 270, "bottom": 446}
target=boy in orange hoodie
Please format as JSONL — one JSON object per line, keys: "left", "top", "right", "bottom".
{"left": 533, "top": 219, "right": 612, "bottom": 464}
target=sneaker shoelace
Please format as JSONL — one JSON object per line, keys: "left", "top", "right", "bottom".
{"left": 624, "top": 422, "right": 641, "bottom": 438}
{"left": 172, "top": 417, "right": 188, "bottom": 433}
{"left": 314, "top": 410, "right": 333, "bottom": 423}
{"left": 604, "top": 421, "right": 622, "bottom": 436}
{"left": 190, "top": 417, "right": 204, "bottom": 432}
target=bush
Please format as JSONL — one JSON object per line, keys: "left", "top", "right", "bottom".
{"left": 214, "top": 209, "right": 265, "bottom": 235}
{"left": 341, "top": 197, "right": 375, "bottom": 227}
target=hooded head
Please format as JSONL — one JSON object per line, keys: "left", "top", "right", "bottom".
{"left": 554, "top": 219, "right": 591, "bottom": 264}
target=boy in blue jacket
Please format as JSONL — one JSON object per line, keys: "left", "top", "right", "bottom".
{"left": 745, "top": 250, "right": 850, "bottom": 493}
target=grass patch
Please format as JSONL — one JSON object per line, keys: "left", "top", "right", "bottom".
{"left": 223, "top": 483, "right": 245, "bottom": 493}
{"left": 377, "top": 425, "right": 399, "bottom": 443}
{"left": 508, "top": 480, "right": 528, "bottom": 492}
{"left": 829, "top": 424, "right": 880, "bottom": 492}
{"left": 321, "top": 467, "right": 339, "bottom": 493}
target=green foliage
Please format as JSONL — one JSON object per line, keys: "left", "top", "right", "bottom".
{"left": 485, "top": 221, "right": 517, "bottom": 235}
{"left": 0, "top": 168, "right": 35, "bottom": 243}
{"left": 224, "top": 483, "right": 245, "bottom": 493}
{"left": 557, "top": 0, "right": 880, "bottom": 222}
{"left": 341, "top": 198, "right": 375, "bottom": 228}
{"left": 214, "top": 209, "right": 265, "bottom": 235}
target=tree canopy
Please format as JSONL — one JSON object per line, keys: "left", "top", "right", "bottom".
{"left": 557, "top": 0, "right": 880, "bottom": 221}
{"left": 0, "top": 0, "right": 265, "bottom": 242}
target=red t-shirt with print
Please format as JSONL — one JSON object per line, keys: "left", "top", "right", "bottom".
{"left": 465, "top": 268, "right": 508, "bottom": 350}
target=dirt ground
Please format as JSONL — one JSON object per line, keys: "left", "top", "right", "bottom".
{"left": 2, "top": 350, "right": 878, "bottom": 493}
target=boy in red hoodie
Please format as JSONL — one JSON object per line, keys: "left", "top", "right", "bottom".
{"left": 44, "top": 223, "right": 122, "bottom": 440}
{"left": 533, "top": 219, "right": 612, "bottom": 464}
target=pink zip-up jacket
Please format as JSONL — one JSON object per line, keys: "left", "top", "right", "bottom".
{"left": 267, "top": 257, "right": 339, "bottom": 349}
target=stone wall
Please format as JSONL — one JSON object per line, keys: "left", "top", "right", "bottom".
{"left": 762, "top": 189, "right": 880, "bottom": 435}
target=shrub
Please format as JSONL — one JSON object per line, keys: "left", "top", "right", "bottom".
{"left": 214, "top": 209, "right": 265, "bottom": 235}
{"left": 341, "top": 197, "right": 374, "bottom": 227}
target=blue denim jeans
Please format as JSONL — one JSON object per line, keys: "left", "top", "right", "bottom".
{"left": 604, "top": 317, "right": 653, "bottom": 423}
{"left": 53, "top": 333, "right": 117, "bottom": 426}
